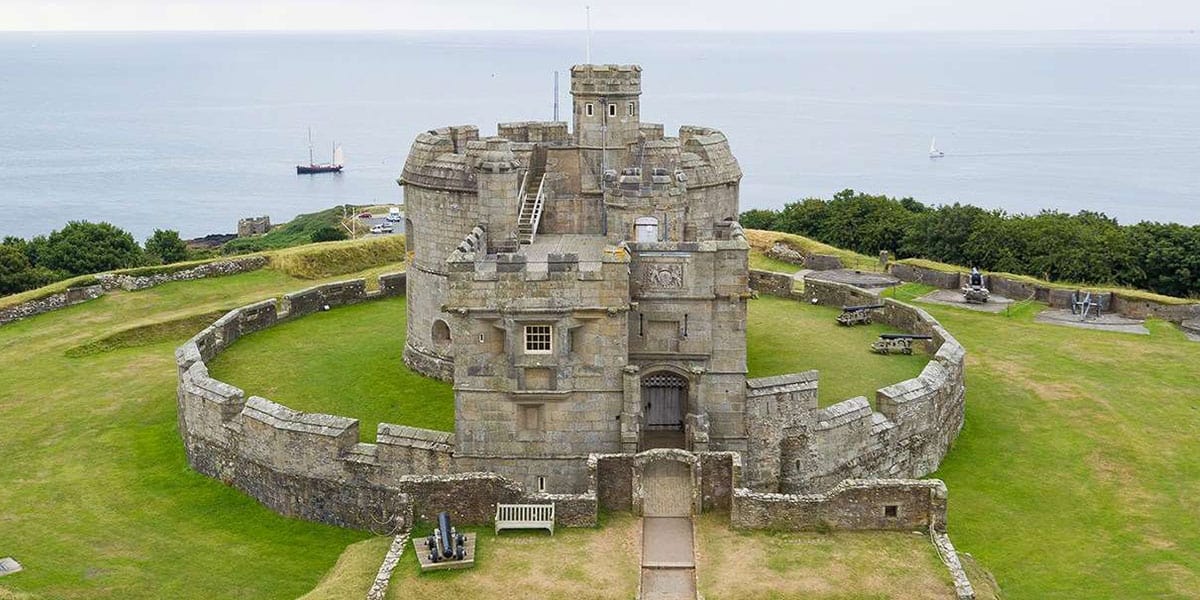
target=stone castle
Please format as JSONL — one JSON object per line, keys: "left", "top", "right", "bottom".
{"left": 174, "top": 65, "right": 967, "bottom": 537}
{"left": 399, "top": 64, "right": 750, "bottom": 493}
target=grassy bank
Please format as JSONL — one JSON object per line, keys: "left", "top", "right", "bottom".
{"left": 208, "top": 297, "right": 455, "bottom": 440}
{"left": 0, "top": 268, "right": 402, "bottom": 599}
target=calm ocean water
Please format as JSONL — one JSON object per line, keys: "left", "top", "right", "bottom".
{"left": 0, "top": 30, "right": 1197, "bottom": 240}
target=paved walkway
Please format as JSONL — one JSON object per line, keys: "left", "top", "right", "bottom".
{"left": 639, "top": 517, "right": 696, "bottom": 600}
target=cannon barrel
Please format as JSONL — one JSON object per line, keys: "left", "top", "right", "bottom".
{"left": 878, "top": 333, "right": 933, "bottom": 340}
{"left": 841, "top": 303, "right": 884, "bottom": 312}
{"left": 437, "top": 512, "right": 455, "bottom": 558}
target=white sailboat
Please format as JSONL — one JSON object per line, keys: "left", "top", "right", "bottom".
{"left": 929, "top": 137, "right": 945, "bottom": 159}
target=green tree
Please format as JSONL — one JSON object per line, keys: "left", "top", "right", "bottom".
{"left": 738, "top": 209, "right": 778, "bottom": 231}
{"left": 41, "top": 221, "right": 143, "bottom": 276}
{"left": 0, "top": 244, "right": 60, "bottom": 295}
{"left": 144, "top": 229, "right": 189, "bottom": 264}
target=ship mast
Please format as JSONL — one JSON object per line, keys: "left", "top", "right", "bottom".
{"left": 308, "top": 127, "right": 314, "bottom": 166}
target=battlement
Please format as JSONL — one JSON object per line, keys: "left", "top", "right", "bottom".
{"left": 498, "top": 121, "right": 570, "bottom": 144}
{"left": 570, "top": 64, "right": 642, "bottom": 96}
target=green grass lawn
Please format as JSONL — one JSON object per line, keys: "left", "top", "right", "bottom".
{"left": 890, "top": 284, "right": 1200, "bottom": 599}
{"left": 747, "top": 295, "right": 928, "bottom": 406}
{"left": 0, "top": 267, "right": 402, "bottom": 600}
{"left": 4, "top": 260, "right": 1200, "bottom": 599}
{"left": 208, "top": 297, "right": 455, "bottom": 439}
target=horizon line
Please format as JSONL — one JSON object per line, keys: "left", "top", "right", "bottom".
{"left": 3, "top": 27, "right": 1198, "bottom": 34}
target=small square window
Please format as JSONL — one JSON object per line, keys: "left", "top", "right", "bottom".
{"left": 608, "top": 103, "right": 616, "bottom": 117}
{"left": 884, "top": 505, "right": 899, "bottom": 518}
{"left": 585, "top": 103, "right": 594, "bottom": 117}
{"left": 628, "top": 102, "right": 635, "bottom": 116}
{"left": 524, "top": 325, "right": 552, "bottom": 354}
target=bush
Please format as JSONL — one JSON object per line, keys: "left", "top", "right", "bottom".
{"left": 41, "top": 221, "right": 143, "bottom": 276}
{"left": 310, "top": 226, "right": 348, "bottom": 243}
{"left": 743, "top": 190, "right": 1200, "bottom": 298}
{"left": 145, "top": 229, "right": 189, "bottom": 264}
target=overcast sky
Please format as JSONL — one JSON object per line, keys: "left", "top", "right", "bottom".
{"left": 4, "top": 0, "right": 1200, "bottom": 32}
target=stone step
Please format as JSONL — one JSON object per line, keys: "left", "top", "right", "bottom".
{"left": 639, "top": 568, "right": 695, "bottom": 600}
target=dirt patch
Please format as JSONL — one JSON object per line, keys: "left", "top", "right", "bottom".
{"left": 1034, "top": 309, "right": 1149, "bottom": 335}
{"left": 918, "top": 289, "right": 1015, "bottom": 313}
{"left": 696, "top": 516, "right": 954, "bottom": 599}
{"left": 386, "top": 516, "right": 640, "bottom": 599}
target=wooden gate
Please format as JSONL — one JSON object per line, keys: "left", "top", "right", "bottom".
{"left": 642, "top": 373, "right": 686, "bottom": 431}
{"left": 642, "top": 459, "right": 692, "bottom": 517}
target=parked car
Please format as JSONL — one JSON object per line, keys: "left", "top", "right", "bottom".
{"left": 370, "top": 223, "right": 394, "bottom": 234}
{"left": 386, "top": 207, "right": 403, "bottom": 222}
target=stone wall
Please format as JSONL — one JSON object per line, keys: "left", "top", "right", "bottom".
{"left": 175, "top": 270, "right": 600, "bottom": 532}
{"left": 746, "top": 272, "right": 968, "bottom": 494}
{"left": 1, "top": 256, "right": 270, "bottom": 328}
{"left": 749, "top": 269, "right": 794, "bottom": 297}
{"left": 97, "top": 256, "right": 268, "bottom": 291}
{"left": 888, "top": 262, "right": 961, "bottom": 289}
{"left": 891, "top": 261, "right": 1200, "bottom": 324}
{"left": 0, "top": 284, "right": 104, "bottom": 327}
{"left": 731, "top": 478, "right": 948, "bottom": 532}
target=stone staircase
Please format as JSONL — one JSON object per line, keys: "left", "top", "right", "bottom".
{"left": 517, "top": 146, "right": 548, "bottom": 245}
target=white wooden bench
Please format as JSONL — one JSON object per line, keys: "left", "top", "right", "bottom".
{"left": 494, "top": 503, "right": 555, "bottom": 535}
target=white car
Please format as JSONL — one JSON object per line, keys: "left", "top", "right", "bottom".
{"left": 370, "top": 223, "right": 394, "bottom": 234}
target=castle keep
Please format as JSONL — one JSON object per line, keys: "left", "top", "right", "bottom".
{"left": 400, "top": 64, "right": 750, "bottom": 491}
{"left": 174, "top": 65, "right": 967, "bottom": 534}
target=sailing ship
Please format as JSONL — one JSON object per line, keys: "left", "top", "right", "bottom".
{"left": 297, "top": 128, "right": 344, "bottom": 174}
{"left": 929, "top": 137, "right": 945, "bottom": 159}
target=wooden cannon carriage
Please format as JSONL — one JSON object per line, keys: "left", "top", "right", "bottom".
{"left": 837, "top": 303, "right": 885, "bottom": 326}
{"left": 870, "top": 333, "right": 933, "bottom": 355}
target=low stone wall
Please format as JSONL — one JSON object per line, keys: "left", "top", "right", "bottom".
{"left": 731, "top": 478, "right": 947, "bottom": 532}
{"left": 733, "top": 478, "right": 976, "bottom": 599}
{"left": 889, "top": 262, "right": 960, "bottom": 289}
{"left": 176, "top": 270, "right": 600, "bottom": 532}
{"left": 97, "top": 256, "right": 268, "bottom": 291}
{"left": 749, "top": 269, "right": 794, "bottom": 297}
{"left": 891, "top": 261, "right": 1200, "bottom": 324}
{"left": 0, "top": 284, "right": 104, "bottom": 326}
{"left": 1, "top": 256, "right": 271, "bottom": 328}
{"left": 746, "top": 272, "right": 968, "bottom": 494}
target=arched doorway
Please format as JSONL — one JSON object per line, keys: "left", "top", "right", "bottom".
{"left": 641, "top": 371, "right": 687, "bottom": 450}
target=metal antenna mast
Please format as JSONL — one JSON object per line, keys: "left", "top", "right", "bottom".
{"left": 553, "top": 70, "right": 559, "bottom": 121}
{"left": 585, "top": 6, "right": 591, "bottom": 63}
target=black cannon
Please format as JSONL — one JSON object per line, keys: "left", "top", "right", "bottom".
{"left": 425, "top": 511, "right": 467, "bottom": 563}
{"left": 961, "top": 267, "right": 990, "bottom": 304}
{"left": 836, "top": 303, "right": 885, "bottom": 326}
{"left": 871, "top": 333, "right": 933, "bottom": 355}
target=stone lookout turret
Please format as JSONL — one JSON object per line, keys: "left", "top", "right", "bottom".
{"left": 571, "top": 64, "right": 642, "bottom": 149}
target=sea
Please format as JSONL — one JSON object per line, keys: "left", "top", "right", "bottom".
{"left": 0, "top": 30, "right": 1198, "bottom": 241}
